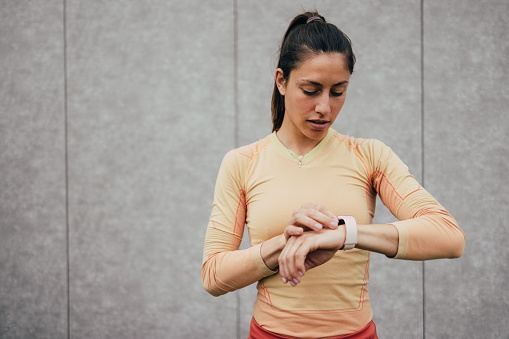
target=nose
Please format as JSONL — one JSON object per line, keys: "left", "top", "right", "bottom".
{"left": 315, "top": 93, "right": 331, "bottom": 115}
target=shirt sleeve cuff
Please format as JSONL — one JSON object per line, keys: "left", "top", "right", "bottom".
{"left": 251, "top": 243, "right": 279, "bottom": 276}
{"left": 389, "top": 222, "right": 409, "bottom": 259}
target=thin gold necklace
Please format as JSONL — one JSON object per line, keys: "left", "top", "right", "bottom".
{"left": 287, "top": 150, "right": 306, "bottom": 168}
{"left": 276, "top": 131, "right": 309, "bottom": 168}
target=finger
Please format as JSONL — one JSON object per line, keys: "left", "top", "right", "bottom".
{"left": 301, "top": 203, "right": 335, "bottom": 217}
{"left": 279, "top": 236, "right": 293, "bottom": 283}
{"left": 310, "top": 204, "right": 339, "bottom": 229}
{"left": 293, "top": 243, "right": 311, "bottom": 276}
{"left": 288, "top": 233, "right": 331, "bottom": 280}
{"left": 291, "top": 210, "right": 338, "bottom": 231}
{"left": 281, "top": 237, "right": 299, "bottom": 285}
{"left": 286, "top": 235, "right": 311, "bottom": 284}
{"left": 284, "top": 225, "right": 303, "bottom": 240}
{"left": 289, "top": 210, "right": 323, "bottom": 231}
{"left": 279, "top": 236, "right": 302, "bottom": 286}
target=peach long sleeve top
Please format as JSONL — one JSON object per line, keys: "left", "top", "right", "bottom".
{"left": 202, "top": 128, "right": 465, "bottom": 338}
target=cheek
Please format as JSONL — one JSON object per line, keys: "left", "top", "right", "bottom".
{"left": 287, "top": 93, "right": 311, "bottom": 111}
{"left": 331, "top": 98, "right": 346, "bottom": 119}
{"left": 336, "top": 98, "right": 346, "bottom": 111}
{"left": 295, "top": 95, "right": 315, "bottom": 110}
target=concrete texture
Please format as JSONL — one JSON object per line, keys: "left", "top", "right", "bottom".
{"left": 423, "top": 1, "right": 509, "bottom": 338}
{"left": 0, "top": 1, "right": 507, "bottom": 338}
{"left": 0, "top": 1, "right": 67, "bottom": 338}
{"left": 65, "top": 1, "right": 236, "bottom": 338}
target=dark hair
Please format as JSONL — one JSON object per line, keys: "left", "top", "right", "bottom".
{"left": 271, "top": 12, "right": 356, "bottom": 132}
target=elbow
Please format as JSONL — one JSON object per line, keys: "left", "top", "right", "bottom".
{"left": 441, "top": 217, "right": 466, "bottom": 259}
{"left": 203, "top": 285, "right": 225, "bottom": 297}
{"left": 443, "top": 228, "right": 465, "bottom": 259}
{"left": 201, "top": 263, "right": 227, "bottom": 297}
{"left": 202, "top": 282, "right": 226, "bottom": 297}
{"left": 449, "top": 234, "right": 465, "bottom": 259}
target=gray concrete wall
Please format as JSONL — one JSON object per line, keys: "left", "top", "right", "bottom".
{"left": 0, "top": 1, "right": 507, "bottom": 338}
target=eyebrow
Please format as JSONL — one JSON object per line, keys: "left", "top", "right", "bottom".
{"left": 300, "top": 79, "right": 349, "bottom": 87}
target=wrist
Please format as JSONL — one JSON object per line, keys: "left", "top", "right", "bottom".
{"left": 260, "top": 234, "right": 287, "bottom": 271}
{"left": 279, "top": 233, "right": 287, "bottom": 249}
{"left": 331, "top": 224, "right": 347, "bottom": 251}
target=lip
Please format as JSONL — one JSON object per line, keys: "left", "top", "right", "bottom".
{"left": 307, "top": 120, "right": 330, "bottom": 130}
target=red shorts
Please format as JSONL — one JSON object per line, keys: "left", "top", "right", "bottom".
{"left": 248, "top": 317, "right": 378, "bottom": 339}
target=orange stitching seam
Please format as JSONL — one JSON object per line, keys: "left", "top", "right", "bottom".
{"left": 237, "top": 151, "right": 252, "bottom": 159}
{"left": 243, "top": 138, "right": 272, "bottom": 190}
{"left": 370, "top": 170, "right": 404, "bottom": 201}
{"left": 232, "top": 189, "right": 246, "bottom": 236}
{"left": 260, "top": 255, "right": 371, "bottom": 314}
{"left": 403, "top": 185, "right": 422, "bottom": 200}
{"left": 334, "top": 134, "right": 370, "bottom": 177}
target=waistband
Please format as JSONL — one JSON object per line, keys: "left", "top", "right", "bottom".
{"left": 248, "top": 317, "right": 378, "bottom": 339}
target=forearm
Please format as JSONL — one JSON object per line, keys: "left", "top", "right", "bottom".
{"left": 203, "top": 203, "right": 340, "bottom": 295}
{"left": 356, "top": 224, "right": 399, "bottom": 258}
{"left": 202, "top": 245, "right": 276, "bottom": 296}
{"left": 383, "top": 182, "right": 465, "bottom": 259}
{"left": 391, "top": 214, "right": 465, "bottom": 260}
{"left": 202, "top": 227, "right": 281, "bottom": 296}
{"left": 260, "top": 234, "right": 287, "bottom": 270}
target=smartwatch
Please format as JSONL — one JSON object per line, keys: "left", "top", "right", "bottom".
{"left": 338, "top": 216, "right": 357, "bottom": 250}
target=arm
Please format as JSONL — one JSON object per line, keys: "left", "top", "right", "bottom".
{"left": 260, "top": 204, "right": 340, "bottom": 269}
{"left": 278, "top": 219, "right": 399, "bottom": 286}
{"left": 364, "top": 139, "right": 465, "bottom": 260}
{"left": 357, "top": 223, "right": 398, "bottom": 257}
{"left": 202, "top": 226, "right": 277, "bottom": 297}
{"left": 202, "top": 150, "right": 274, "bottom": 296}
{"left": 201, "top": 151, "right": 338, "bottom": 296}
{"left": 203, "top": 210, "right": 339, "bottom": 296}
{"left": 278, "top": 139, "right": 466, "bottom": 285}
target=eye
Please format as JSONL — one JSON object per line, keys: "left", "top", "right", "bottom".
{"left": 303, "top": 89, "right": 318, "bottom": 96}
{"left": 331, "top": 91, "right": 344, "bottom": 97}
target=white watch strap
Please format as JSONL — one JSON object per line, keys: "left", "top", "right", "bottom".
{"left": 339, "top": 215, "right": 357, "bottom": 250}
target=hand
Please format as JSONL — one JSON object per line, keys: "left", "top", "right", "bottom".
{"left": 285, "top": 203, "right": 339, "bottom": 238}
{"left": 278, "top": 227, "right": 346, "bottom": 287}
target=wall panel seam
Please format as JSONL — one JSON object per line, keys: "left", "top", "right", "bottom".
{"left": 63, "top": 0, "right": 71, "bottom": 338}
{"left": 234, "top": 0, "right": 239, "bottom": 149}
{"left": 420, "top": 1, "right": 426, "bottom": 339}
{"left": 233, "top": 1, "right": 241, "bottom": 339}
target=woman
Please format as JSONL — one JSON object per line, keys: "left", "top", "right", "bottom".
{"left": 202, "top": 11, "right": 465, "bottom": 339}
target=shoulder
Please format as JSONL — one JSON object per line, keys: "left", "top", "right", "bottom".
{"left": 332, "top": 130, "right": 388, "bottom": 152}
{"left": 233, "top": 135, "right": 272, "bottom": 160}
{"left": 332, "top": 131, "right": 367, "bottom": 148}
{"left": 220, "top": 135, "right": 272, "bottom": 173}
{"left": 332, "top": 131, "right": 397, "bottom": 170}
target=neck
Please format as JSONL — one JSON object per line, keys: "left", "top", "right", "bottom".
{"left": 276, "top": 129, "right": 324, "bottom": 156}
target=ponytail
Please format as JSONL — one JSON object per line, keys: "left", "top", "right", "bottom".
{"left": 271, "top": 11, "right": 355, "bottom": 132}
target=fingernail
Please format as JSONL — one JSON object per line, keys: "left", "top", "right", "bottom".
{"left": 293, "top": 279, "right": 299, "bottom": 286}
{"left": 298, "top": 271, "right": 303, "bottom": 277}
{"left": 290, "top": 281, "right": 296, "bottom": 287}
{"left": 282, "top": 277, "right": 287, "bottom": 284}
{"left": 315, "top": 223, "right": 322, "bottom": 230}
{"left": 330, "top": 221, "right": 338, "bottom": 228}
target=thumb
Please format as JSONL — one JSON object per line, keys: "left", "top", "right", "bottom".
{"left": 284, "top": 225, "right": 304, "bottom": 240}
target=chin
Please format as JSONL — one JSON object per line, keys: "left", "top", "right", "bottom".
{"left": 303, "top": 132, "right": 327, "bottom": 143}
{"left": 307, "top": 127, "right": 329, "bottom": 138}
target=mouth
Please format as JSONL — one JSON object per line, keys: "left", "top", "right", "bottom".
{"left": 307, "top": 120, "right": 330, "bottom": 130}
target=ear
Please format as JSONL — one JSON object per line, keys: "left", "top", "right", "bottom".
{"left": 275, "top": 68, "right": 286, "bottom": 96}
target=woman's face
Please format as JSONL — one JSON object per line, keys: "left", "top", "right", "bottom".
{"left": 276, "top": 52, "right": 350, "bottom": 148}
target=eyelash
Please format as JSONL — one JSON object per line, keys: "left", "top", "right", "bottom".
{"left": 303, "top": 90, "right": 344, "bottom": 97}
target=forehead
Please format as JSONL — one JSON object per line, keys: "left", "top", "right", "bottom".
{"left": 290, "top": 53, "right": 350, "bottom": 83}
